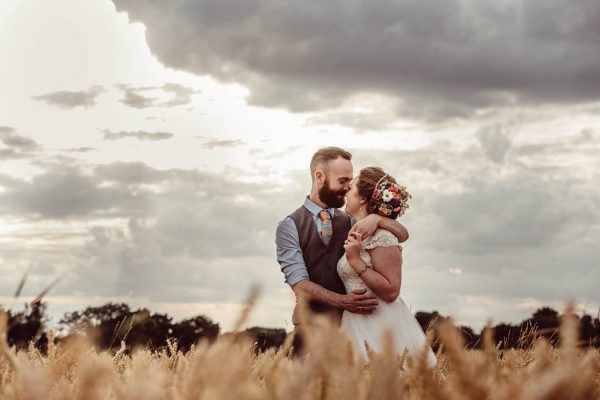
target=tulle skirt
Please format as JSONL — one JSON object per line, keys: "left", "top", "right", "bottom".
{"left": 341, "top": 297, "right": 436, "bottom": 367}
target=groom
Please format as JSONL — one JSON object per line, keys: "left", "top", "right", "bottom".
{"left": 275, "top": 147, "right": 409, "bottom": 353}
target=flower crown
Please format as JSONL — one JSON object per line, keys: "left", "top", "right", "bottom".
{"left": 370, "top": 174, "right": 411, "bottom": 218}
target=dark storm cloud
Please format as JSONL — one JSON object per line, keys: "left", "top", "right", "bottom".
{"left": 112, "top": 0, "right": 600, "bottom": 122}
{"left": 0, "top": 165, "right": 150, "bottom": 219}
{"left": 0, "top": 126, "right": 40, "bottom": 159}
{"left": 101, "top": 129, "right": 174, "bottom": 141}
{"left": 116, "top": 83, "right": 201, "bottom": 109}
{"left": 0, "top": 159, "right": 301, "bottom": 303}
{"left": 0, "top": 158, "right": 298, "bottom": 227}
{"left": 428, "top": 172, "right": 599, "bottom": 254}
{"left": 32, "top": 86, "right": 104, "bottom": 109}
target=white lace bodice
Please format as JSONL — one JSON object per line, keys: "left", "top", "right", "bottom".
{"left": 336, "top": 229, "right": 403, "bottom": 293}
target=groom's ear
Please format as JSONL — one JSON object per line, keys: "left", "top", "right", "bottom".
{"left": 315, "top": 170, "right": 325, "bottom": 185}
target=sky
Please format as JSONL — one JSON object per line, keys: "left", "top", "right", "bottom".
{"left": 1, "top": 0, "right": 599, "bottom": 332}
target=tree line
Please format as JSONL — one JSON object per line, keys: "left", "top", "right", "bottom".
{"left": 2, "top": 302, "right": 599, "bottom": 354}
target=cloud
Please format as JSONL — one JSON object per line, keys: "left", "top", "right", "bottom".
{"left": 350, "top": 128, "right": 600, "bottom": 255}
{"left": 304, "top": 109, "right": 400, "bottom": 133}
{"left": 0, "top": 173, "right": 22, "bottom": 190}
{"left": 428, "top": 172, "right": 599, "bottom": 254}
{"left": 2, "top": 126, "right": 598, "bottom": 329}
{"left": 0, "top": 159, "right": 301, "bottom": 311}
{"left": 0, "top": 126, "right": 40, "bottom": 159}
{"left": 32, "top": 86, "right": 104, "bottom": 109}
{"left": 112, "top": 0, "right": 600, "bottom": 122}
{"left": 477, "top": 124, "right": 514, "bottom": 163}
{"left": 63, "top": 147, "right": 96, "bottom": 153}
{"left": 195, "top": 137, "right": 245, "bottom": 149}
{"left": 116, "top": 83, "right": 201, "bottom": 108}
{"left": 0, "top": 165, "right": 150, "bottom": 219}
{"left": 101, "top": 129, "right": 174, "bottom": 141}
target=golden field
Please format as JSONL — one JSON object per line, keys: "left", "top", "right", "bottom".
{"left": 1, "top": 305, "right": 599, "bottom": 400}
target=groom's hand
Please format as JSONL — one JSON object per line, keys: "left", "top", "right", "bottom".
{"left": 350, "top": 214, "right": 380, "bottom": 239}
{"left": 341, "top": 289, "right": 378, "bottom": 314}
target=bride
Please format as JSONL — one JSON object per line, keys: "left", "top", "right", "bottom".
{"left": 338, "top": 166, "right": 436, "bottom": 366}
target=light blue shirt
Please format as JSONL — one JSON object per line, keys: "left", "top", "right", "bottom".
{"left": 275, "top": 197, "right": 349, "bottom": 286}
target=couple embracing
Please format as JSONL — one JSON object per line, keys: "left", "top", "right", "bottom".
{"left": 276, "top": 147, "right": 435, "bottom": 365}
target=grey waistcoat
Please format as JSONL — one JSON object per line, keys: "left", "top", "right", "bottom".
{"left": 289, "top": 206, "right": 352, "bottom": 317}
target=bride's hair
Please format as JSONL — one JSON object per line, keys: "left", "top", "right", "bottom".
{"left": 355, "top": 167, "right": 411, "bottom": 219}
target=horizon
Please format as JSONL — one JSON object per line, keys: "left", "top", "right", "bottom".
{"left": 3, "top": 295, "right": 597, "bottom": 336}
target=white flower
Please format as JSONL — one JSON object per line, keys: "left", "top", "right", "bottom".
{"left": 382, "top": 189, "right": 393, "bottom": 202}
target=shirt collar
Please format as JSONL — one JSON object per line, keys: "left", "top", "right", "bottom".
{"left": 303, "top": 196, "right": 336, "bottom": 217}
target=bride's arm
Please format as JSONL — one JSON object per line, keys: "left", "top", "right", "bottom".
{"left": 344, "top": 235, "right": 402, "bottom": 303}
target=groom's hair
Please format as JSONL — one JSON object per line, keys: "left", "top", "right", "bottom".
{"left": 310, "top": 147, "right": 352, "bottom": 180}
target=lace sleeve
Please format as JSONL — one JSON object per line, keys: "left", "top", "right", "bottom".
{"left": 363, "top": 229, "right": 403, "bottom": 250}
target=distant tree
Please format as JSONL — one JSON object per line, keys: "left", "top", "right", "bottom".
{"left": 5, "top": 302, "right": 48, "bottom": 352}
{"left": 124, "top": 310, "right": 174, "bottom": 350}
{"left": 60, "top": 303, "right": 221, "bottom": 352}
{"left": 459, "top": 325, "right": 480, "bottom": 349}
{"left": 531, "top": 307, "right": 560, "bottom": 329}
{"left": 60, "top": 303, "right": 134, "bottom": 350}
{"left": 415, "top": 311, "right": 444, "bottom": 332}
{"left": 243, "top": 327, "right": 287, "bottom": 353}
{"left": 490, "top": 323, "right": 521, "bottom": 349}
{"left": 171, "top": 315, "right": 220, "bottom": 351}
{"left": 60, "top": 303, "right": 132, "bottom": 330}
{"left": 414, "top": 310, "right": 453, "bottom": 352}
{"left": 580, "top": 315, "right": 595, "bottom": 345}
{"left": 520, "top": 307, "right": 560, "bottom": 346}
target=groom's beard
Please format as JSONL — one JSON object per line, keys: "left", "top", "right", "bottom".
{"left": 319, "top": 178, "right": 347, "bottom": 208}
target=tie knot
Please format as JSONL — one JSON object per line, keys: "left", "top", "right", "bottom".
{"left": 319, "top": 210, "right": 330, "bottom": 222}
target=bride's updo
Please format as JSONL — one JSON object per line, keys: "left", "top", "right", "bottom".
{"left": 355, "top": 167, "right": 411, "bottom": 219}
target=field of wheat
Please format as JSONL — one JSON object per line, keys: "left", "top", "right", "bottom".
{"left": 1, "top": 304, "right": 599, "bottom": 400}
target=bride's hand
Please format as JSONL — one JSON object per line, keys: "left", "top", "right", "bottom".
{"left": 343, "top": 232, "right": 362, "bottom": 260}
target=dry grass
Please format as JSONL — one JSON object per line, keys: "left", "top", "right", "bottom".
{"left": 1, "top": 304, "right": 599, "bottom": 400}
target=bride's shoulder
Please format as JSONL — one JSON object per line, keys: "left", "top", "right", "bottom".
{"left": 373, "top": 228, "right": 396, "bottom": 239}
{"left": 363, "top": 229, "right": 401, "bottom": 250}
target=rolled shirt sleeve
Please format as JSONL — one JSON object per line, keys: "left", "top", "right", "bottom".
{"left": 275, "top": 217, "right": 309, "bottom": 286}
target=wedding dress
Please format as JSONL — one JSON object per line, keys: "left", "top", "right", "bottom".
{"left": 337, "top": 229, "right": 436, "bottom": 366}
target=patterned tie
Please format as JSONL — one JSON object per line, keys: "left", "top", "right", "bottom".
{"left": 319, "top": 210, "right": 333, "bottom": 243}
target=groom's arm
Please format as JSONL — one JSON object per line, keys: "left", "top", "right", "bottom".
{"left": 350, "top": 215, "right": 409, "bottom": 243}
{"left": 276, "top": 218, "right": 377, "bottom": 314}
{"left": 275, "top": 218, "right": 310, "bottom": 286}
{"left": 377, "top": 217, "right": 409, "bottom": 243}
{"left": 291, "top": 280, "right": 377, "bottom": 314}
